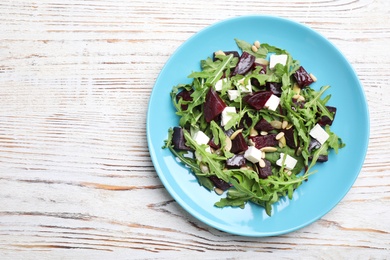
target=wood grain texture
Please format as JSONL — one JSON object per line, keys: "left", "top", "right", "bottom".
{"left": 0, "top": 0, "right": 389, "bottom": 259}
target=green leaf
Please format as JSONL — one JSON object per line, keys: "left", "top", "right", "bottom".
{"left": 234, "top": 38, "right": 268, "bottom": 58}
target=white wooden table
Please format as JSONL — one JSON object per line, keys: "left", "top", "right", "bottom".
{"left": 1, "top": 0, "right": 389, "bottom": 259}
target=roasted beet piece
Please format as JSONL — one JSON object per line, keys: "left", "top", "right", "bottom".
{"left": 249, "top": 134, "right": 278, "bottom": 149}
{"left": 232, "top": 51, "right": 255, "bottom": 76}
{"left": 208, "top": 138, "right": 220, "bottom": 150}
{"left": 238, "top": 113, "right": 252, "bottom": 129}
{"left": 226, "top": 154, "right": 246, "bottom": 168}
{"left": 258, "top": 159, "right": 272, "bottom": 179}
{"left": 266, "top": 82, "right": 283, "bottom": 97}
{"left": 308, "top": 137, "right": 321, "bottom": 152}
{"left": 213, "top": 51, "right": 240, "bottom": 61}
{"left": 204, "top": 87, "right": 226, "bottom": 123}
{"left": 293, "top": 66, "right": 314, "bottom": 88}
{"left": 176, "top": 89, "right": 193, "bottom": 110}
{"left": 243, "top": 91, "right": 273, "bottom": 110}
{"left": 172, "top": 127, "right": 191, "bottom": 151}
{"left": 318, "top": 106, "right": 337, "bottom": 126}
{"left": 282, "top": 127, "right": 296, "bottom": 148}
{"left": 224, "top": 51, "right": 240, "bottom": 58}
{"left": 230, "top": 132, "right": 248, "bottom": 154}
{"left": 209, "top": 175, "right": 231, "bottom": 191}
{"left": 254, "top": 118, "right": 274, "bottom": 132}
{"left": 309, "top": 154, "right": 328, "bottom": 162}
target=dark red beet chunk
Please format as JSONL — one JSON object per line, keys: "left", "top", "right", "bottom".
{"left": 254, "top": 118, "right": 274, "bottom": 132}
{"left": 309, "top": 154, "right": 328, "bottom": 162}
{"left": 282, "top": 127, "right": 296, "bottom": 148}
{"left": 204, "top": 87, "right": 226, "bottom": 123}
{"left": 318, "top": 106, "right": 337, "bottom": 126}
{"left": 258, "top": 159, "right": 272, "bottom": 179}
{"left": 209, "top": 175, "right": 231, "bottom": 191}
{"left": 230, "top": 132, "right": 248, "bottom": 154}
{"left": 232, "top": 51, "right": 255, "bottom": 76}
{"left": 172, "top": 127, "right": 191, "bottom": 151}
{"left": 243, "top": 91, "right": 273, "bottom": 110}
{"left": 238, "top": 113, "right": 252, "bottom": 129}
{"left": 213, "top": 51, "right": 240, "bottom": 61}
{"left": 249, "top": 134, "right": 278, "bottom": 149}
{"left": 226, "top": 154, "right": 246, "bottom": 168}
{"left": 293, "top": 66, "right": 314, "bottom": 88}
{"left": 308, "top": 137, "right": 321, "bottom": 152}
{"left": 266, "top": 82, "right": 283, "bottom": 97}
{"left": 176, "top": 89, "right": 193, "bottom": 110}
{"left": 208, "top": 138, "right": 220, "bottom": 150}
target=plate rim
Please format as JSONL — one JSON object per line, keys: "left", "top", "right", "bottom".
{"left": 146, "top": 14, "right": 370, "bottom": 237}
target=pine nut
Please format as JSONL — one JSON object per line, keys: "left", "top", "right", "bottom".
{"left": 250, "top": 128, "right": 258, "bottom": 137}
{"left": 214, "top": 187, "right": 224, "bottom": 195}
{"left": 278, "top": 136, "right": 287, "bottom": 148}
{"left": 261, "top": 151, "right": 266, "bottom": 159}
{"left": 292, "top": 94, "right": 300, "bottom": 100}
{"left": 251, "top": 45, "right": 258, "bottom": 52}
{"left": 309, "top": 73, "right": 317, "bottom": 82}
{"left": 279, "top": 136, "right": 286, "bottom": 147}
{"left": 275, "top": 132, "right": 285, "bottom": 140}
{"left": 214, "top": 50, "right": 225, "bottom": 56}
{"left": 260, "top": 146, "right": 278, "bottom": 152}
{"left": 282, "top": 120, "right": 288, "bottom": 129}
{"left": 230, "top": 129, "right": 243, "bottom": 140}
{"left": 254, "top": 40, "right": 260, "bottom": 48}
{"left": 224, "top": 137, "right": 232, "bottom": 152}
{"left": 259, "top": 158, "right": 266, "bottom": 168}
{"left": 260, "top": 131, "right": 268, "bottom": 136}
{"left": 298, "top": 95, "right": 305, "bottom": 102}
{"left": 270, "top": 120, "right": 282, "bottom": 129}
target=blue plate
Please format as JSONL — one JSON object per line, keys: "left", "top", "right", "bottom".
{"left": 146, "top": 15, "right": 369, "bottom": 236}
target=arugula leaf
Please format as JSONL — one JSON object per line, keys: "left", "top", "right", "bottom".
{"left": 235, "top": 38, "right": 268, "bottom": 58}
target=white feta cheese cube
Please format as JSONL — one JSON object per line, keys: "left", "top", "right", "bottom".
{"left": 264, "top": 94, "right": 280, "bottom": 111}
{"left": 193, "top": 130, "right": 210, "bottom": 145}
{"left": 276, "top": 153, "right": 298, "bottom": 170}
{"left": 214, "top": 78, "right": 227, "bottom": 92}
{"left": 244, "top": 146, "right": 262, "bottom": 164}
{"left": 309, "top": 123, "right": 329, "bottom": 145}
{"left": 269, "top": 54, "right": 288, "bottom": 70}
{"left": 221, "top": 106, "right": 236, "bottom": 126}
{"left": 227, "top": 90, "right": 239, "bottom": 101}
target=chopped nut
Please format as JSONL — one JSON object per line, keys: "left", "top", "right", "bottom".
{"left": 251, "top": 45, "right": 258, "bottom": 52}
{"left": 282, "top": 120, "right": 288, "bottom": 129}
{"left": 230, "top": 129, "right": 243, "bottom": 140}
{"left": 250, "top": 128, "right": 258, "bottom": 137}
{"left": 309, "top": 73, "right": 317, "bottom": 82}
{"left": 275, "top": 132, "right": 285, "bottom": 140}
{"left": 270, "top": 120, "right": 282, "bottom": 129}
{"left": 260, "top": 131, "right": 268, "bottom": 136}
{"left": 214, "top": 50, "right": 225, "bottom": 56}
{"left": 224, "top": 136, "right": 232, "bottom": 152}
{"left": 259, "top": 158, "right": 266, "bottom": 168}
{"left": 260, "top": 146, "right": 278, "bottom": 152}
{"left": 214, "top": 188, "right": 224, "bottom": 195}
{"left": 254, "top": 40, "right": 260, "bottom": 48}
